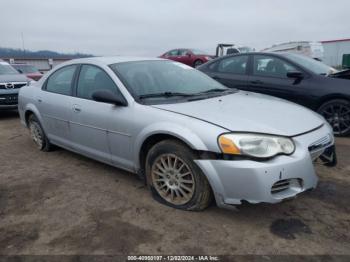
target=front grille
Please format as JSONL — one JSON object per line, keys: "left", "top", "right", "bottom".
{"left": 308, "top": 135, "right": 332, "bottom": 152}
{"left": 0, "top": 94, "right": 18, "bottom": 105}
{"left": 0, "top": 82, "right": 27, "bottom": 90}
{"left": 271, "top": 179, "right": 291, "bottom": 194}
{"left": 308, "top": 134, "right": 333, "bottom": 160}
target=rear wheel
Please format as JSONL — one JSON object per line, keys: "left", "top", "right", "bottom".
{"left": 193, "top": 60, "right": 203, "bottom": 68}
{"left": 28, "top": 114, "right": 52, "bottom": 151}
{"left": 146, "top": 140, "right": 212, "bottom": 211}
{"left": 317, "top": 99, "right": 350, "bottom": 136}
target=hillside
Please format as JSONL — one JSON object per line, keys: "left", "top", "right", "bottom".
{"left": 0, "top": 47, "right": 93, "bottom": 59}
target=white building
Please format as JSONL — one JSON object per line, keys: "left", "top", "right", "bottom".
{"left": 321, "top": 38, "right": 350, "bottom": 68}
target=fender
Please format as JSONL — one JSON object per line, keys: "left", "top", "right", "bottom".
{"left": 23, "top": 103, "right": 45, "bottom": 130}
{"left": 133, "top": 121, "right": 209, "bottom": 169}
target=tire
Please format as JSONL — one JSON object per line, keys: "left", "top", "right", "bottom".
{"left": 28, "top": 114, "right": 52, "bottom": 151}
{"left": 193, "top": 60, "right": 203, "bottom": 68}
{"left": 145, "top": 140, "right": 212, "bottom": 211}
{"left": 317, "top": 99, "right": 350, "bottom": 136}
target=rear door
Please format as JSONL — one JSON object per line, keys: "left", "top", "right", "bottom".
{"left": 248, "top": 54, "right": 310, "bottom": 106}
{"left": 204, "top": 55, "right": 249, "bottom": 89}
{"left": 39, "top": 64, "right": 78, "bottom": 148}
{"left": 176, "top": 49, "right": 193, "bottom": 66}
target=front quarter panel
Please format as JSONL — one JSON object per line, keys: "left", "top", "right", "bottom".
{"left": 132, "top": 104, "right": 228, "bottom": 170}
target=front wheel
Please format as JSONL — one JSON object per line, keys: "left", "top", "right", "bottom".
{"left": 317, "top": 99, "right": 350, "bottom": 136}
{"left": 146, "top": 140, "right": 212, "bottom": 211}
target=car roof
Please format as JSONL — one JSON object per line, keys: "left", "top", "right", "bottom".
{"left": 68, "top": 56, "right": 165, "bottom": 65}
{"left": 11, "top": 63, "right": 33, "bottom": 66}
{"left": 224, "top": 52, "right": 288, "bottom": 57}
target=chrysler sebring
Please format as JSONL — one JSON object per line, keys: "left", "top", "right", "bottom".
{"left": 18, "top": 57, "right": 335, "bottom": 211}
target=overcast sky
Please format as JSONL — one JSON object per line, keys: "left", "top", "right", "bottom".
{"left": 0, "top": 0, "right": 349, "bottom": 56}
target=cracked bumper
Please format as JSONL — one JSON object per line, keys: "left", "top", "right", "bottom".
{"left": 195, "top": 124, "right": 334, "bottom": 209}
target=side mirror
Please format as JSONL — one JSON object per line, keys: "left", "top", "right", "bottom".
{"left": 187, "top": 53, "right": 192, "bottom": 57}
{"left": 287, "top": 71, "right": 304, "bottom": 79}
{"left": 92, "top": 89, "right": 127, "bottom": 106}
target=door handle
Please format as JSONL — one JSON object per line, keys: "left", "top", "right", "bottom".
{"left": 250, "top": 80, "right": 263, "bottom": 85}
{"left": 72, "top": 105, "right": 81, "bottom": 113}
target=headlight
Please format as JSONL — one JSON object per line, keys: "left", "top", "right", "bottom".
{"left": 205, "top": 56, "right": 213, "bottom": 60}
{"left": 218, "top": 133, "right": 295, "bottom": 158}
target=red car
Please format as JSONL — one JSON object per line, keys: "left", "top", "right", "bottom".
{"left": 159, "top": 48, "right": 213, "bottom": 67}
{"left": 11, "top": 64, "right": 43, "bottom": 81}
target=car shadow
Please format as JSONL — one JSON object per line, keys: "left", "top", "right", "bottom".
{"left": 0, "top": 110, "right": 19, "bottom": 119}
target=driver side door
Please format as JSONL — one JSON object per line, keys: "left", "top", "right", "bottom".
{"left": 69, "top": 64, "right": 130, "bottom": 167}
{"left": 248, "top": 55, "right": 310, "bottom": 106}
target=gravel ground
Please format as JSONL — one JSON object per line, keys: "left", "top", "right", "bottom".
{"left": 0, "top": 110, "right": 349, "bottom": 255}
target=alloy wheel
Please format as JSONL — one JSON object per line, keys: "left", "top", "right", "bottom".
{"left": 29, "top": 120, "right": 44, "bottom": 149}
{"left": 151, "top": 153, "right": 195, "bottom": 205}
{"left": 320, "top": 102, "right": 350, "bottom": 135}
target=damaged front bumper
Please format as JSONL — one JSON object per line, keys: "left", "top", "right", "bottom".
{"left": 195, "top": 124, "right": 335, "bottom": 210}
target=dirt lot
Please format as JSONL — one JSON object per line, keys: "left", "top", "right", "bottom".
{"left": 0, "top": 110, "right": 349, "bottom": 255}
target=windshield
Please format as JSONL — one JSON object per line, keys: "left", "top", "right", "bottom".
{"left": 283, "top": 53, "right": 337, "bottom": 75}
{"left": 0, "top": 63, "right": 19, "bottom": 75}
{"left": 13, "top": 64, "right": 39, "bottom": 73}
{"left": 190, "top": 49, "right": 208, "bottom": 55}
{"left": 110, "top": 60, "right": 229, "bottom": 102}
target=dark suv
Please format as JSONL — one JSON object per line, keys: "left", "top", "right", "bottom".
{"left": 198, "top": 52, "right": 350, "bottom": 136}
{"left": 0, "top": 61, "right": 29, "bottom": 110}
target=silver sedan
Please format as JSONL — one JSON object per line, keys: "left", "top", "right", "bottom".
{"left": 18, "top": 57, "right": 336, "bottom": 211}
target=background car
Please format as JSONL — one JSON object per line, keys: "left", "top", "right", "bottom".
{"left": 19, "top": 57, "right": 334, "bottom": 211}
{"left": 330, "top": 69, "right": 350, "bottom": 80}
{"left": 198, "top": 52, "right": 350, "bottom": 136}
{"left": 0, "top": 61, "right": 29, "bottom": 110}
{"left": 11, "top": 63, "right": 43, "bottom": 81}
{"left": 159, "top": 48, "right": 213, "bottom": 67}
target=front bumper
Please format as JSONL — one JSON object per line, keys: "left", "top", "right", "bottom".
{"left": 195, "top": 124, "right": 334, "bottom": 209}
{"left": 0, "top": 89, "right": 19, "bottom": 109}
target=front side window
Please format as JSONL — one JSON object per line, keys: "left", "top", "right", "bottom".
{"left": 45, "top": 65, "right": 77, "bottom": 95}
{"left": 190, "top": 49, "right": 208, "bottom": 55}
{"left": 178, "top": 49, "right": 189, "bottom": 56}
{"left": 217, "top": 55, "right": 248, "bottom": 74}
{"left": 77, "top": 65, "right": 119, "bottom": 100}
{"left": 253, "top": 55, "right": 297, "bottom": 78}
{"left": 283, "top": 53, "right": 336, "bottom": 75}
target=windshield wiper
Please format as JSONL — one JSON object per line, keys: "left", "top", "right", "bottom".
{"left": 139, "top": 92, "right": 194, "bottom": 99}
{"left": 196, "top": 88, "right": 235, "bottom": 95}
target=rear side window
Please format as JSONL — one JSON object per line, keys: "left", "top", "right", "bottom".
{"left": 45, "top": 65, "right": 77, "bottom": 95}
{"left": 216, "top": 55, "right": 248, "bottom": 74}
{"left": 76, "top": 65, "right": 120, "bottom": 100}
{"left": 167, "top": 50, "right": 179, "bottom": 56}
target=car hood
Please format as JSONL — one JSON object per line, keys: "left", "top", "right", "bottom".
{"left": 153, "top": 91, "right": 324, "bottom": 137}
{"left": 329, "top": 69, "right": 350, "bottom": 80}
{"left": 0, "top": 74, "right": 29, "bottom": 82}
